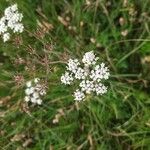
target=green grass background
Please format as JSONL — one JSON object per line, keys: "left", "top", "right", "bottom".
{"left": 0, "top": 0, "right": 150, "bottom": 149}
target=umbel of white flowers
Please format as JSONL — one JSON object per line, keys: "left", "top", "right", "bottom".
{"left": 0, "top": 4, "right": 24, "bottom": 42}
{"left": 61, "top": 51, "right": 110, "bottom": 101}
{"left": 24, "top": 78, "right": 46, "bottom": 105}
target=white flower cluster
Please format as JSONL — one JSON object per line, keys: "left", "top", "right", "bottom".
{"left": 61, "top": 51, "right": 110, "bottom": 101}
{"left": 24, "top": 78, "right": 46, "bottom": 105}
{"left": 0, "top": 4, "right": 24, "bottom": 42}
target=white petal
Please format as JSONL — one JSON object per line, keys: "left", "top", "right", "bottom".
{"left": 26, "top": 81, "right": 32, "bottom": 87}
{"left": 31, "top": 97, "right": 36, "bottom": 103}
{"left": 37, "top": 99, "right": 42, "bottom": 105}
{"left": 24, "top": 96, "right": 30, "bottom": 102}
{"left": 34, "top": 78, "right": 40, "bottom": 83}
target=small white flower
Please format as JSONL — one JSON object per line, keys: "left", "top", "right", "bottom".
{"left": 74, "top": 89, "right": 85, "bottom": 101}
{"left": 90, "top": 63, "right": 110, "bottom": 82}
{"left": 74, "top": 67, "right": 87, "bottom": 80}
{"left": 29, "top": 87, "right": 34, "bottom": 94}
{"left": 24, "top": 96, "right": 30, "bottom": 102}
{"left": 82, "top": 51, "right": 98, "bottom": 66}
{"left": 67, "top": 59, "right": 80, "bottom": 73}
{"left": 33, "top": 92, "right": 39, "bottom": 99}
{"left": 25, "top": 87, "right": 34, "bottom": 95}
{"left": 3, "top": 32, "right": 10, "bottom": 42}
{"left": 0, "top": 18, "right": 7, "bottom": 34}
{"left": 61, "top": 72, "right": 74, "bottom": 85}
{"left": 24, "top": 78, "right": 46, "bottom": 105}
{"left": 13, "top": 23, "right": 24, "bottom": 33}
{"left": 36, "top": 99, "right": 42, "bottom": 105}
{"left": 79, "top": 80, "right": 94, "bottom": 94}
{"left": 31, "top": 97, "right": 37, "bottom": 103}
{"left": 34, "top": 78, "right": 40, "bottom": 83}
{"left": 10, "top": 4, "right": 18, "bottom": 12}
{"left": 26, "top": 81, "right": 32, "bottom": 87}
{"left": 95, "top": 83, "right": 107, "bottom": 95}
{"left": 25, "top": 88, "right": 30, "bottom": 95}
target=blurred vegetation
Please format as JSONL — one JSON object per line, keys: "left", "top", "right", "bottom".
{"left": 0, "top": 0, "right": 150, "bottom": 149}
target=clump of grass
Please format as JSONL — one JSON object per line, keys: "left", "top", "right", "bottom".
{"left": 0, "top": 0, "right": 150, "bottom": 149}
